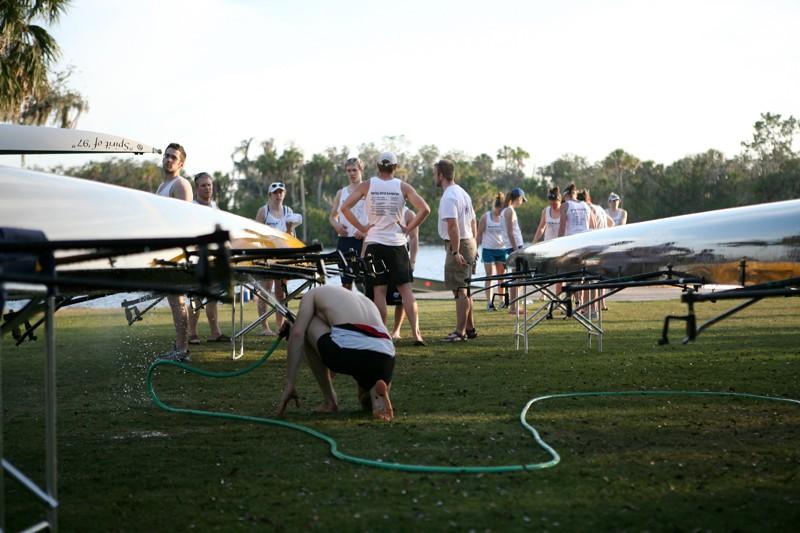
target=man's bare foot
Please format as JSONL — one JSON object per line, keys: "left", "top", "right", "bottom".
{"left": 370, "top": 380, "right": 393, "bottom": 421}
{"left": 391, "top": 333, "right": 401, "bottom": 341}
{"left": 260, "top": 329, "right": 277, "bottom": 337}
{"left": 313, "top": 401, "right": 338, "bottom": 414}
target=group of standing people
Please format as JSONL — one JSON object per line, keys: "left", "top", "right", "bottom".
{"left": 474, "top": 183, "right": 629, "bottom": 319}
{"left": 153, "top": 145, "right": 629, "bottom": 420}
{"left": 535, "top": 183, "right": 628, "bottom": 315}
{"left": 329, "top": 155, "right": 482, "bottom": 344}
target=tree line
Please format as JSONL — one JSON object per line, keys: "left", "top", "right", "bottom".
{"left": 52, "top": 112, "right": 800, "bottom": 247}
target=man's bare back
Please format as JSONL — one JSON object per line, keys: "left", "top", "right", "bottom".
{"left": 277, "top": 285, "right": 395, "bottom": 421}
{"left": 310, "top": 285, "right": 384, "bottom": 329}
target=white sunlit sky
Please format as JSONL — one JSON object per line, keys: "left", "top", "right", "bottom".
{"left": 2, "top": 0, "right": 799, "bottom": 176}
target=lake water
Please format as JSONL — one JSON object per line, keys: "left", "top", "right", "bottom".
{"left": 18, "top": 244, "right": 481, "bottom": 309}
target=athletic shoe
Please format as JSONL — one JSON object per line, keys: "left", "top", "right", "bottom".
{"left": 486, "top": 302, "right": 497, "bottom": 311}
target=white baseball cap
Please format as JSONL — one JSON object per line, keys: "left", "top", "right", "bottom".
{"left": 268, "top": 182, "right": 286, "bottom": 194}
{"left": 608, "top": 192, "right": 620, "bottom": 201}
{"left": 377, "top": 151, "right": 398, "bottom": 166}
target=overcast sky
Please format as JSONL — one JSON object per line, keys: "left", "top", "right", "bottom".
{"left": 3, "top": 0, "right": 798, "bottom": 176}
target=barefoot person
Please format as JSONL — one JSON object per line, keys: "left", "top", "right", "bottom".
{"left": 275, "top": 285, "right": 395, "bottom": 421}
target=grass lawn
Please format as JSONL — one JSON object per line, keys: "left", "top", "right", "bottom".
{"left": 2, "top": 297, "right": 799, "bottom": 531}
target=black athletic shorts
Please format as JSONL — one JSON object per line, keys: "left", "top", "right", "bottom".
{"left": 365, "top": 243, "right": 412, "bottom": 287}
{"left": 317, "top": 333, "right": 395, "bottom": 390}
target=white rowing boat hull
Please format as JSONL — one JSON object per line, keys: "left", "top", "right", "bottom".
{"left": 1, "top": 165, "right": 305, "bottom": 270}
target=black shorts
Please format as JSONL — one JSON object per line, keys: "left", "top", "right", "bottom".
{"left": 364, "top": 281, "right": 403, "bottom": 305}
{"left": 365, "top": 243, "right": 412, "bottom": 287}
{"left": 317, "top": 333, "right": 395, "bottom": 390}
{"left": 336, "top": 236, "right": 363, "bottom": 284}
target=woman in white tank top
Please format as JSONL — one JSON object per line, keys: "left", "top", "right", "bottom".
{"left": 606, "top": 192, "right": 627, "bottom": 226}
{"left": 476, "top": 193, "right": 509, "bottom": 310}
{"left": 501, "top": 188, "right": 526, "bottom": 315}
{"left": 501, "top": 189, "right": 526, "bottom": 251}
{"left": 578, "top": 190, "right": 613, "bottom": 230}
{"left": 558, "top": 184, "right": 596, "bottom": 237}
{"left": 534, "top": 187, "right": 562, "bottom": 242}
{"left": 253, "top": 182, "right": 299, "bottom": 335}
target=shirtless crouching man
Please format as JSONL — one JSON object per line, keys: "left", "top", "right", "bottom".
{"left": 276, "top": 285, "right": 395, "bottom": 421}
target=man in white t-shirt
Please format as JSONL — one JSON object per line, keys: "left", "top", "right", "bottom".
{"left": 187, "top": 172, "right": 229, "bottom": 345}
{"left": 435, "top": 159, "right": 478, "bottom": 342}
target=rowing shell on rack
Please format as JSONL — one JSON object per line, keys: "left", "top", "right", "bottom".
{"left": 1, "top": 166, "right": 305, "bottom": 270}
{"left": 511, "top": 200, "right": 800, "bottom": 285}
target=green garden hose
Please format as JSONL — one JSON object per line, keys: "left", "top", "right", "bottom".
{"left": 147, "top": 340, "right": 800, "bottom": 474}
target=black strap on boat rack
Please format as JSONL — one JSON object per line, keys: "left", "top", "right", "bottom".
{"left": 660, "top": 276, "right": 800, "bottom": 345}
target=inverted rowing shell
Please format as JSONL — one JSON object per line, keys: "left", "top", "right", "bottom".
{"left": 0, "top": 166, "right": 305, "bottom": 270}
{"left": 0, "top": 124, "right": 161, "bottom": 155}
{"left": 511, "top": 200, "right": 800, "bottom": 285}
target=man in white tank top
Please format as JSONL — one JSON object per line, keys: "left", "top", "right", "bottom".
{"left": 340, "top": 151, "right": 431, "bottom": 346}
{"left": 329, "top": 157, "right": 368, "bottom": 290}
{"left": 436, "top": 159, "right": 478, "bottom": 342}
{"left": 155, "top": 143, "right": 193, "bottom": 201}
{"left": 155, "top": 143, "right": 193, "bottom": 362}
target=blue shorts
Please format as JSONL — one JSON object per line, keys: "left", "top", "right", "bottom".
{"left": 482, "top": 248, "right": 509, "bottom": 264}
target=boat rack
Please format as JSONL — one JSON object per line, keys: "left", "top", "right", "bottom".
{"left": 660, "top": 276, "right": 800, "bottom": 345}
{"left": 0, "top": 226, "right": 231, "bottom": 533}
{"left": 469, "top": 267, "right": 706, "bottom": 353}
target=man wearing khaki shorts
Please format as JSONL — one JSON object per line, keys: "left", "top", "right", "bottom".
{"left": 435, "top": 159, "right": 478, "bottom": 342}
